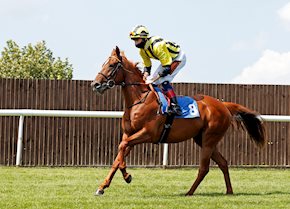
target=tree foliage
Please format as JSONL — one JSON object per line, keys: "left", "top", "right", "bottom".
{"left": 0, "top": 40, "right": 73, "bottom": 79}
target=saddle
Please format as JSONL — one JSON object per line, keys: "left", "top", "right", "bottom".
{"left": 149, "top": 85, "right": 200, "bottom": 143}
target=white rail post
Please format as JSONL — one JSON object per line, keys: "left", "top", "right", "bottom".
{"left": 163, "top": 143, "right": 169, "bottom": 167}
{"left": 16, "top": 115, "right": 25, "bottom": 166}
{"left": 0, "top": 109, "right": 288, "bottom": 167}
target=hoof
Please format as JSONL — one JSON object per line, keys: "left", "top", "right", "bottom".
{"left": 95, "top": 189, "right": 104, "bottom": 196}
{"left": 125, "top": 174, "right": 132, "bottom": 184}
{"left": 185, "top": 192, "right": 193, "bottom": 196}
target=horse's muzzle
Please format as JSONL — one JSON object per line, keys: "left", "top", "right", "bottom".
{"left": 90, "top": 80, "right": 115, "bottom": 94}
{"left": 91, "top": 81, "right": 104, "bottom": 94}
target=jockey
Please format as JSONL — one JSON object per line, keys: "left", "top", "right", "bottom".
{"left": 129, "top": 25, "right": 186, "bottom": 116}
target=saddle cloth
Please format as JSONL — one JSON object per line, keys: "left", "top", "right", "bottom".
{"left": 153, "top": 86, "right": 200, "bottom": 119}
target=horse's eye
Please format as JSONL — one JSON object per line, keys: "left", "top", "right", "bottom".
{"left": 109, "top": 64, "right": 114, "bottom": 68}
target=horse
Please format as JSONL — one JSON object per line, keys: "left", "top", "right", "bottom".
{"left": 90, "top": 46, "right": 265, "bottom": 196}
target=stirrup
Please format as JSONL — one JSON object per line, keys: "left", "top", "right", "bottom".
{"left": 170, "top": 103, "right": 182, "bottom": 116}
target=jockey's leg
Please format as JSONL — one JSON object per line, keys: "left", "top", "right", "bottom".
{"left": 161, "top": 81, "right": 182, "bottom": 116}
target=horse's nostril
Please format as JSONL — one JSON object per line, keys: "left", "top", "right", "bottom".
{"left": 91, "top": 82, "right": 101, "bottom": 89}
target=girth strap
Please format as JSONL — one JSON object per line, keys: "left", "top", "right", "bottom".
{"left": 157, "top": 114, "right": 175, "bottom": 144}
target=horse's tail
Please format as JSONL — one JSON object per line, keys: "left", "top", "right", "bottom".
{"left": 223, "top": 102, "right": 265, "bottom": 147}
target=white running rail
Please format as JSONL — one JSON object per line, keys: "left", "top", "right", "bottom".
{"left": 0, "top": 109, "right": 289, "bottom": 166}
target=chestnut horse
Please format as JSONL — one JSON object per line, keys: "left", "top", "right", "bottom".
{"left": 91, "top": 46, "right": 265, "bottom": 196}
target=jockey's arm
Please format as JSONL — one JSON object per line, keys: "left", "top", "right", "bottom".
{"left": 158, "top": 65, "right": 171, "bottom": 77}
{"left": 144, "top": 66, "right": 151, "bottom": 74}
{"left": 154, "top": 42, "right": 172, "bottom": 77}
{"left": 154, "top": 41, "right": 172, "bottom": 66}
{"left": 139, "top": 49, "right": 152, "bottom": 72}
{"left": 139, "top": 50, "right": 152, "bottom": 80}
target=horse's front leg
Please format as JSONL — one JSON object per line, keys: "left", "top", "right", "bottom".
{"left": 95, "top": 150, "right": 123, "bottom": 195}
{"left": 119, "top": 146, "right": 133, "bottom": 183}
{"left": 118, "top": 128, "right": 152, "bottom": 183}
{"left": 95, "top": 133, "right": 130, "bottom": 196}
{"left": 96, "top": 128, "right": 152, "bottom": 196}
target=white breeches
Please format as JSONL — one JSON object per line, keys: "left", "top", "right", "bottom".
{"left": 152, "top": 50, "right": 186, "bottom": 85}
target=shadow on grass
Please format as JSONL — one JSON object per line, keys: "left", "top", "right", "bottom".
{"left": 182, "top": 191, "right": 290, "bottom": 197}
{"left": 234, "top": 191, "right": 290, "bottom": 196}
{"left": 156, "top": 190, "right": 290, "bottom": 198}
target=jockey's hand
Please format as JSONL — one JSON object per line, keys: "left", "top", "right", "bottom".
{"left": 158, "top": 66, "right": 171, "bottom": 77}
{"left": 143, "top": 72, "right": 149, "bottom": 81}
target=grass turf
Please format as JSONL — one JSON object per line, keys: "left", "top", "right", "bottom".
{"left": 0, "top": 167, "right": 289, "bottom": 209}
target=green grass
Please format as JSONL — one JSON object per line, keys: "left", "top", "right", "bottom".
{"left": 0, "top": 167, "right": 289, "bottom": 209}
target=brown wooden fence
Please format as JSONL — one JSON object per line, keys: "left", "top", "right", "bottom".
{"left": 0, "top": 79, "right": 289, "bottom": 167}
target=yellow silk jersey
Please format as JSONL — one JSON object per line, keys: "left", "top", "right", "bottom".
{"left": 139, "top": 36, "right": 180, "bottom": 67}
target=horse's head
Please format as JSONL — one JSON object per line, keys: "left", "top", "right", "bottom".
{"left": 91, "top": 46, "right": 125, "bottom": 94}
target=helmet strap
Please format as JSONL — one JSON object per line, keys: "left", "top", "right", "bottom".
{"left": 135, "top": 39, "right": 146, "bottom": 49}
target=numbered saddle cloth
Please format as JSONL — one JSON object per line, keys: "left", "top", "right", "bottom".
{"left": 153, "top": 86, "right": 200, "bottom": 119}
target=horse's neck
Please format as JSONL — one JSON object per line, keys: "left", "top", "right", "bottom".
{"left": 121, "top": 65, "right": 149, "bottom": 108}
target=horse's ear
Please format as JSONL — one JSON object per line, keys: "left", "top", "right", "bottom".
{"left": 115, "top": 46, "right": 122, "bottom": 62}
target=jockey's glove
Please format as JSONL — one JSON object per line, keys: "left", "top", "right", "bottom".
{"left": 144, "top": 66, "right": 151, "bottom": 75}
{"left": 158, "top": 66, "right": 171, "bottom": 77}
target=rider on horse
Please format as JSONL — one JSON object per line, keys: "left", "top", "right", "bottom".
{"left": 129, "top": 25, "right": 186, "bottom": 116}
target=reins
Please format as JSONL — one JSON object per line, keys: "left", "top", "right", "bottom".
{"left": 127, "top": 90, "right": 151, "bottom": 109}
{"left": 117, "top": 82, "right": 148, "bottom": 87}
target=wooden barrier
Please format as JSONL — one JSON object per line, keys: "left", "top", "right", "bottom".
{"left": 0, "top": 79, "right": 289, "bottom": 166}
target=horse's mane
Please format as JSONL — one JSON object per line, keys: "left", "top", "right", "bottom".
{"left": 120, "top": 51, "right": 143, "bottom": 79}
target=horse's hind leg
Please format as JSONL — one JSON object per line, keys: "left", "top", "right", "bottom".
{"left": 211, "top": 148, "right": 233, "bottom": 194}
{"left": 186, "top": 145, "right": 215, "bottom": 196}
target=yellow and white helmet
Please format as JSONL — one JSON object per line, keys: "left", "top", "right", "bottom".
{"left": 129, "top": 25, "right": 149, "bottom": 39}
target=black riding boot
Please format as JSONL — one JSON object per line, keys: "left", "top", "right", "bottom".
{"left": 169, "top": 96, "right": 182, "bottom": 116}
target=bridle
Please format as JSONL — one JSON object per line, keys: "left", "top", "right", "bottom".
{"left": 92, "top": 55, "right": 151, "bottom": 109}
{"left": 97, "top": 58, "right": 123, "bottom": 89}
{"left": 96, "top": 55, "right": 147, "bottom": 89}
